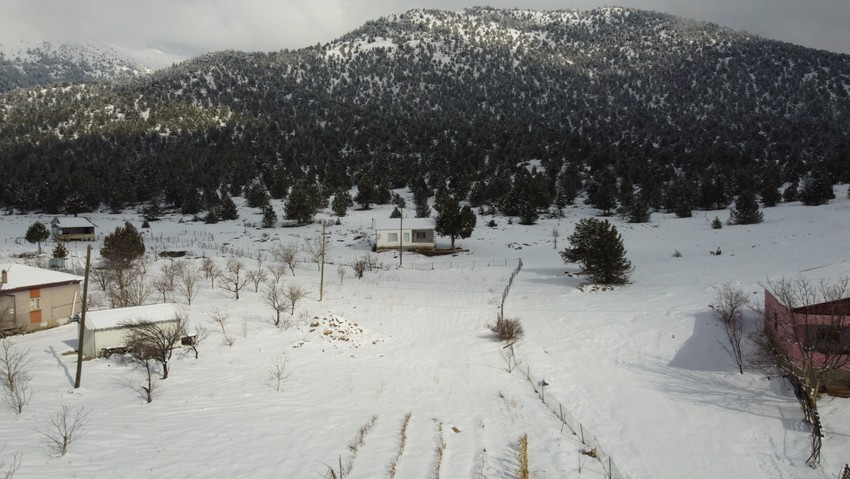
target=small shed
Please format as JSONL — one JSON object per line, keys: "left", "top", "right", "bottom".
{"left": 50, "top": 217, "right": 96, "bottom": 241}
{"left": 373, "top": 217, "right": 436, "bottom": 251}
{"left": 82, "top": 303, "right": 182, "bottom": 358}
{"left": 0, "top": 263, "right": 82, "bottom": 333}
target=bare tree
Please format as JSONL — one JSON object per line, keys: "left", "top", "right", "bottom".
{"left": 710, "top": 284, "right": 749, "bottom": 374}
{"left": 0, "top": 339, "right": 32, "bottom": 414}
{"left": 285, "top": 284, "right": 309, "bottom": 315}
{"left": 123, "top": 343, "right": 158, "bottom": 403}
{"left": 267, "top": 263, "right": 288, "bottom": 283}
{"left": 37, "top": 405, "right": 90, "bottom": 456}
{"left": 247, "top": 268, "right": 268, "bottom": 293}
{"left": 209, "top": 308, "right": 229, "bottom": 335}
{"left": 91, "top": 267, "right": 110, "bottom": 291}
{"left": 761, "top": 276, "right": 850, "bottom": 467}
{"left": 122, "top": 313, "right": 187, "bottom": 380}
{"left": 107, "top": 262, "right": 151, "bottom": 308}
{"left": 271, "top": 242, "right": 299, "bottom": 275}
{"left": 263, "top": 281, "right": 291, "bottom": 327}
{"left": 186, "top": 324, "right": 209, "bottom": 359}
{"left": 337, "top": 264, "right": 347, "bottom": 285}
{"left": 201, "top": 256, "right": 221, "bottom": 288}
{"left": 0, "top": 442, "right": 22, "bottom": 479}
{"left": 219, "top": 259, "right": 250, "bottom": 300}
{"left": 152, "top": 273, "right": 173, "bottom": 303}
{"left": 303, "top": 234, "right": 323, "bottom": 271}
{"left": 175, "top": 260, "right": 203, "bottom": 305}
{"left": 269, "top": 354, "right": 292, "bottom": 392}
{"left": 762, "top": 276, "right": 850, "bottom": 402}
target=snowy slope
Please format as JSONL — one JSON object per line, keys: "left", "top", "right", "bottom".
{"left": 0, "top": 190, "right": 848, "bottom": 478}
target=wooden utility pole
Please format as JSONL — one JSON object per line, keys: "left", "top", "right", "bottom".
{"left": 74, "top": 244, "right": 92, "bottom": 388}
{"left": 319, "top": 222, "right": 328, "bottom": 301}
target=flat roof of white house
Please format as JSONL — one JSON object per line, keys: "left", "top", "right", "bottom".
{"left": 51, "top": 217, "right": 96, "bottom": 228}
{"left": 85, "top": 303, "right": 182, "bottom": 331}
{"left": 0, "top": 263, "right": 82, "bottom": 291}
{"left": 373, "top": 218, "right": 436, "bottom": 231}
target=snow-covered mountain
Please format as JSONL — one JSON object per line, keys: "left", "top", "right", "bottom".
{"left": 0, "top": 38, "right": 150, "bottom": 92}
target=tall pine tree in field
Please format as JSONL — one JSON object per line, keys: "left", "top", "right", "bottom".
{"left": 434, "top": 189, "right": 476, "bottom": 250}
{"left": 561, "top": 218, "right": 632, "bottom": 285}
{"left": 729, "top": 190, "right": 763, "bottom": 225}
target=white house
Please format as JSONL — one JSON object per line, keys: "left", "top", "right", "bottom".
{"left": 373, "top": 217, "right": 436, "bottom": 251}
{"left": 82, "top": 303, "right": 183, "bottom": 358}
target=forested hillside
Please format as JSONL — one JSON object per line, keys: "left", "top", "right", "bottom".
{"left": 0, "top": 7, "right": 848, "bottom": 216}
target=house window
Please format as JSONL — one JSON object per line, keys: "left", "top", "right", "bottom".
{"left": 414, "top": 231, "right": 427, "bottom": 240}
{"left": 30, "top": 297, "right": 41, "bottom": 312}
{"left": 403, "top": 233, "right": 410, "bottom": 242}
{"left": 809, "top": 326, "right": 849, "bottom": 354}
{"left": 387, "top": 233, "right": 398, "bottom": 242}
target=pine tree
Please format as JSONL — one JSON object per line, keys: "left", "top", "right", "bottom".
{"left": 354, "top": 175, "right": 376, "bottom": 210}
{"left": 25, "top": 221, "right": 50, "bottom": 255}
{"left": 434, "top": 190, "right": 477, "bottom": 250}
{"left": 218, "top": 194, "right": 239, "bottom": 221}
{"left": 261, "top": 205, "right": 277, "bottom": 228}
{"left": 561, "top": 218, "right": 632, "bottom": 285}
{"left": 729, "top": 190, "right": 764, "bottom": 225}
{"left": 52, "top": 242, "right": 68, "bottom": 259}
{"left": 284, "top": 181, "right": 316, "bottom": 225}
{"left": 627, "top": 193, "right": 651, "bottom": 223}
{"left": 799, "top": 172, "right": 835, "bottom": 206}
{"left": 759, "top": 163, "right": 782, "bottom": 207}
{"left": 101, "top": 222, "right": 146, "bottom": 268}
{"left": 711, "top": 216, "right": 723, "bottom": 229}
{"left": 141, "top": 198, "right": 164, "bottom": 222}
{"left": 331, "top": 189, "right": 352, "bottom": 217}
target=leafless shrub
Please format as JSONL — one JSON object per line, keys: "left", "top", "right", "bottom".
{"left": 499, "top": 343, "right": 523, "bottom": 373}
{"left": 263, "top": 281, "right": 291, "bottom": 328}
{"left": 152, "top": 272, "right": 173, "bottom": 303}
{"left": 175, "top": 260, "right": 203, "bottom": 305}
{"left": 489, "top": 317, "right": 524, "bottom": 342}
{"left": 672, "top": 250, "right": 683, "bottom": 258}
{"left": 271, "top": 242, "right": 299, "bottom": 275}
{"left": 303, "top": 234, "right": 324, "bottom": 271}
{"left": 285, "top": 284, "right": 309, "bottom": 315}
{"left": 710, "top": 284, "right": 749, "bottom": 374}
{"left": 219, "top": 259, "right": 250, "bottom": 300}
{"left": 209, "top": 308, "right": 229, "bottom": 335}
{"left": 269, "top": 354, "right": 292, "bottom": 392}
{"left": 0, "top": 442, "right": 22, "bottom": 479}
{"left": 223, "top": 334, "right": 237, "bottom": 347}
{"left": 37, "top": 405, "right": 90, "bottom": 456}
{"left": 352, "top": 258, "right": 368, "bottom": 279}
{"left": 201, "top": 256, "right": 221, "bottom": 288}
{"left": 247, "top": 268, "right": 268, "bottom": 293}
{"left": 267, "top": 263, "right": 288, "bottom": 283}
{"left": 337, "top": 264, "right": 347, "bottom": 285}
{"left": 187, "top": 324, "right": 209, "bottom": 359}
{"left": 0, "top": 338, "right": 32, "bottom": 414}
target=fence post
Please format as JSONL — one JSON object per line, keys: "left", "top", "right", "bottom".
{"left": 580, "top": 423, "right": 585, "bottom": 444}
{"left": 608, "top": 457, "right": 612, "bottom": 479}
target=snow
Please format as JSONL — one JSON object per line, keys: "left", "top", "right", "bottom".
{"left": 0, "top": 189, "right": 849, "bottom": 478}
{"left": 0, "top": 263, "right": 82, "bottom": 291}
{"left": 84, "top": 303, "right": 182, "bottom": 331}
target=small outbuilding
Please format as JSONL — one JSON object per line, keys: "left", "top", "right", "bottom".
{"left": 82, "top": 303, "right": 183, "bottom": 358}
{"left": 50, "top": 217, "right": 97, "bottom": 241}
{"left": 373, "top": 217, "right": 436, "bottom": 251}
{"left": 0, "top": 263, "right": 82, "bottom": 333}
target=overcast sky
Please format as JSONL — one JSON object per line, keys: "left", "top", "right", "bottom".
{"left": 1, "top": 0, "right": 847, "bottom": 68}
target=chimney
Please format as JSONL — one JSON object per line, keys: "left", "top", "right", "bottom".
{"left": 1, "top": 270, "right": 6, "bottom": 285}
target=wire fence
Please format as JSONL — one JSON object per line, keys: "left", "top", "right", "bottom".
{"left": 405, "top": 258, "right": 521, "bottom": 271}
{"left": 518, "top": 363, "right": 627, "bottom": 479}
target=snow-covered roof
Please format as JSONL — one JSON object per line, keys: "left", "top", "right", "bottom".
{"left": 373, "top": 218, "right": 436, "bottom": 231}
{"left": 0, "top": 263, "right": 82, "bottom": 291}
{"left": 51, "top": 217, "right": 96, "bottom": 228}
{"left": 85, "top": 303, "right": 182, "bottom": 331}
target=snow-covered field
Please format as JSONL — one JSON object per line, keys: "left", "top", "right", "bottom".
{"left": 1, "top": 190, "right": 849, "bottom": 479}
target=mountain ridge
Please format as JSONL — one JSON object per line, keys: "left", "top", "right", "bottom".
{"left": 0, "top": 7, "right": 847, "bottom": 213}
